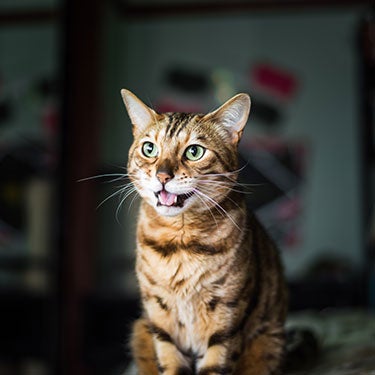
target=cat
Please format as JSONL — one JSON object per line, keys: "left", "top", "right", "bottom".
{"left": 121, "top": 89, "right": 288, "bottom": 375}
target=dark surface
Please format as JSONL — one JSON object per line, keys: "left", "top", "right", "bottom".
{"left": 0, "top": 277, "right": 367, "bottom": 374}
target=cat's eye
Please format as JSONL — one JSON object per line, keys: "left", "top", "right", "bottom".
{"left": 185, "top": 145, "right": 205, "bottom": 161}
{"left": 142, "top": 142, "right": 158, "bottom": 158}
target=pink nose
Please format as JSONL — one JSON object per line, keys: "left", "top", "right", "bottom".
{"left": 156, "top": 171, "right": 173, "bottom": 184}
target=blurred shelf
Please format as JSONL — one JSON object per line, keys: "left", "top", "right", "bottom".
{"left": 0, "top": 9, "right": 59, "bottom": 25}
{"left": 0, "top": 255, "right": 50, "bottom": 270}
{"left": 117, "top": 0, "right": 373, "bottom": 18}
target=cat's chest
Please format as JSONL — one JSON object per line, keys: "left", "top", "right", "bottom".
{"left": 137, "top": 246, "right": 223, "bottom": 347}
{"left": 173, "top": 290, "right": 210, "bottom": 353}
{"left": 138, "top": 245, "right": 212, "bottom": 293}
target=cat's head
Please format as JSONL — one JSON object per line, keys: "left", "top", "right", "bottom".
{"left": 121, "top": 89, "right": 251, "bottom": 217}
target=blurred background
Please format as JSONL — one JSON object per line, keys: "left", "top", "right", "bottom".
{"left": 0, "top": 0, "right": 374, "bottom": 374}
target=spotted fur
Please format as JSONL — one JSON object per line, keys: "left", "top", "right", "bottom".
{"left": 121, "top": 89, "right": 288, "bottom": 375}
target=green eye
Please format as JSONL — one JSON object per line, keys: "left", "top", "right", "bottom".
{"left": 185, "top": 145, "right": 205, "bottom": 161}
{"left": 142, "top": 142, "right": 158, "bottom": 158}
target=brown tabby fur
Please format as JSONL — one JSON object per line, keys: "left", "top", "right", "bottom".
{"left": 121, "top": 89, "right": 288, "bottom": 375}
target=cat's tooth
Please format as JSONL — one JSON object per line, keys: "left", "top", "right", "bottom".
{"left": 173, "top": 195, "right": 178, "bottom": 204}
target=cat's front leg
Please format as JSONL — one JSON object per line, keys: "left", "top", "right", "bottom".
{"left": 132, "top": 318, "right": 192, "bottom": 375}
{"left": 131, "top": 319, "right": 159, "bottom": 375}
{"left": 196, "top": 347, "right": 234, "bottom": 375}
{"left": 195, "top": 333, "right": 242, "bottom": 375}
{"left": 149, "top": 322, "right": 192, "bottom": 375}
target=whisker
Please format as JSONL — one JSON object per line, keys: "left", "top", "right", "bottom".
{"left": 197, "top": 181, "right": 254, "bottom": 195}
{"left": 193, "top": 189, "right": 242, "bottom": 232}
{"left": 78, "top": 167, "right": 139, "bottom": 222}
{"left": 97, "top": 183, "right": 133, "bottom": 210}
{"left": 197, "top": 185, "right": 246, "bottom": 216}
{"left": 197, "top": 176, "right": 255, "bottom": 192}
{"left": 198, "top": 177, "right": 259, "bottom": 188}
{"left": 127, "top": 189, "right": 141, "bottom": 213}
{"left": 194, "top": 191, "right": 219, "bottom": 230}
{"left": 78, "top": 173, "right": 131, "bottom": 184}
{"left": 115, "top": 186, "right": 138, "bottom": 224}
{"left": 202, "top": 164, "right": 248, "bottom": 179}
{"left": 97, "top": 189, "right": 124, "bottom": 210}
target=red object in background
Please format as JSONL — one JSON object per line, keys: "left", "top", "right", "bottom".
{"left": 252, "top": 63, "right": 298, "bottom": 100}
{"left": 156, "top": 99, "right": 203, "bottom": 114}
{"left": 42, "top": 104, "right": 59, "bottom": 137}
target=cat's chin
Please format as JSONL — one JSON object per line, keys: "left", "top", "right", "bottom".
{"left": 153, "top": 197, "right": 195, "bottom": 217}
{"left": 154, "top": 205, "right": 188, "bottom": 217}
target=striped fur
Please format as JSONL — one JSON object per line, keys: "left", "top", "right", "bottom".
{"left": 121, "top": 90, "right": 288, "bottom": 375}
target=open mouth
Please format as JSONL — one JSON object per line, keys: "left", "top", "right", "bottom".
{"left": 155, "top": 189, "right": 192, "bottom": 208}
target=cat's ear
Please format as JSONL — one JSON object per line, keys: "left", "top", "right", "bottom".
{"left": 203, "top": 93, "right": 251, "bottom": 144}
{"left": 121, "top": 89, "right": 157, "bottom": 137}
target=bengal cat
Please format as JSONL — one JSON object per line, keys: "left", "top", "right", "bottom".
{"left": 121, "top": 89, "right": 288, "bottom": 375}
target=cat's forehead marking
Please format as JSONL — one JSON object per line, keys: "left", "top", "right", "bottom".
{"left": 164, "top": 113, "right": 200, "bottom": 139}
{"left": 141, "top": 112, "right": 205, "bottom": 147}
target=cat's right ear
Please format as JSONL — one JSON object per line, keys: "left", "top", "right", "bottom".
{"left": 121, "top": 89, "right": 157, "bottom": 137}
{"left": 203, "top": 93, "right": 251, "bottom": 145}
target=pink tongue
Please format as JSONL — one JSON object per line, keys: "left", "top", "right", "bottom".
{"left": 159, "top": 190, "right": 177, "bottom": 206}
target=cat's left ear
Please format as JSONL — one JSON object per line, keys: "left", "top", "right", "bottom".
{"left": 121, "top": 89, "right": 158, "bottom": 137}
{"left": 203, "top": 93, "right": 251, "bottom": 145}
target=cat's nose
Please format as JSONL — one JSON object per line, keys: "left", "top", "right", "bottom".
{"left": 156, "top": 170, "right": 174, "bottom": 184}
